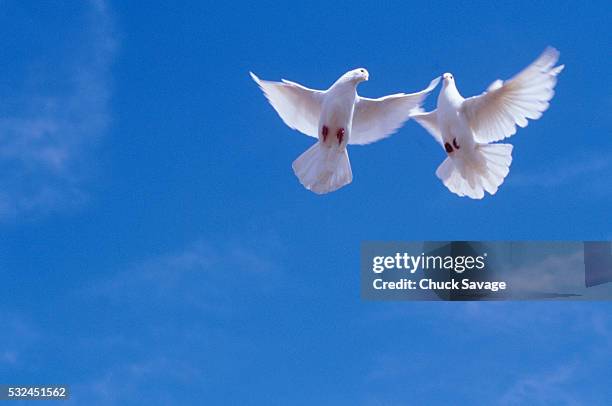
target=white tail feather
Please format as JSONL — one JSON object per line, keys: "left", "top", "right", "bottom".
{"left": 292, "top": 142, "right": 353, "bottom": 194}
{"left": 436, "top": 143, "right": 513, "bottom": 199}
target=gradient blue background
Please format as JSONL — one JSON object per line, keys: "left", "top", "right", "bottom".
{"left": 1, "top": 0, "right": 611, "bottom": 404}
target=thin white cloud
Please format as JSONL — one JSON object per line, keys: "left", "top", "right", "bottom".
{"left": 363, "top": 302, "right": 612, "bottom": 404}
{"left": 498, "top": 338, "right": 612, "bottom": 406}
{"left": 70, "top": 236, "right": 282, "bottom": 404}
{"left": 0, "top": 310, "right": 39, "bottom": 368}
{"left": 504, "top": 249, "right": 585, "bottom": 293}
{"left": 499, "top": 364, "right": 579, "bottom": 405}
{"left": 509, "top": 150, "right": 611, "bottom": 191}
{"left": 69, "top": 356, "right": 206, "bottom": 406}
{"left": 86, "top": 238, "right": 280, "bottom": 313}
{"left": 0, "top": 0, "right": 116, "bottom": 220}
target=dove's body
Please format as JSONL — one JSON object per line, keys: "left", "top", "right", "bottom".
{"left": 436, "top": 82, "right": 488, "bottom": 178}
{"left": 251, "top": 69, "right": 440, "bottom": 194}
{"left": 411, "top": 47, "right": 564, "bottom": 199}
{"left": 293, "top": 75, "right": 361, "bottom": 193}
{"left": 437, "top": 85, "right": 476, "bottom": 155}
{"left": 319, "top": 79, "right": 357, "bottom": 149}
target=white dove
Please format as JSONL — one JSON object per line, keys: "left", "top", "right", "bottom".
{"left": 411, "top": 47, "right": 564, "bottom": 199}
{"left": 251, "top": 69, "right": 440, "bottom": 194}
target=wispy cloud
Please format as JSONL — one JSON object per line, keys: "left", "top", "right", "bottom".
{"left": 361, "top": 301, "right": 612, "bottom": 404}
{"left": 509, "top": 150, "right": 611, "bottom": 191}
{"left": 67, "top": 236, "right": 282, "bottom": 403}
{"left": 86, "top": 238, "right": 280, "bottom": 314}
{"left": 69, "top": 356, "right": 207, "bottom": 406}
{"left": 499, "top": 364, "right": 579, "bottom": 405}
{"left": 0, "top": 0, "right": 116, "bottom": 220}
{"left": 0, "top": 310, "right": 39, "bottom": 368}
{"left": 504, "top": 249, "right": 586, "bottom": 296}
{"left": 1, "top": 235, "right": 283, "bottom": 404}
{"left": 498, "top": 335, "right": 612, "bottom": 406}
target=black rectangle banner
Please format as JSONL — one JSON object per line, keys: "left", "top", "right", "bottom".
{"left": 361, "top": 241, "right": 612, "bottom": 301}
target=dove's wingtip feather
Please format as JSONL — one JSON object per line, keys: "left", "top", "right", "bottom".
{"left": 249, "top": 71, "right": 259, "bottom": 81}
{"left": 537, "top": 46, "right": 561, "bottom": 68}
{"left": 552, "top": 64, "right": 565, "bottom": 75}
{"left": 544, "top": 46, "right": 559, "bottom": 53}
{"left": 414, "top": 76, "right": 441, "bottom": 96}
{"left": 428, "top": 76, "right": 441, "bottom": 89}
{"left": 542, "top": 46, "right": 560, "bottom": 60}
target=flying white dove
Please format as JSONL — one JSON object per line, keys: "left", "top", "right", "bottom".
{"left": 251, "top": 69, "right": 440, "bottom": 194}
{"left": 411, "top": 47, "right": 564, "bottom": 199}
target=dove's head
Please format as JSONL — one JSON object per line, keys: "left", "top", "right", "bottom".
{"left": 442, "top": 73, "right": 455, "bottom": 87}
{"left": 343, "top": 68, "right": 369, "bottom": 83}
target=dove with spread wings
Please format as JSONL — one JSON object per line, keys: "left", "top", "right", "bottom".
{"left": 411, "top": 47, "right": 564, "bottom": 199}
{"left": 252, "top": 69, "right": 439, "bottom": 194}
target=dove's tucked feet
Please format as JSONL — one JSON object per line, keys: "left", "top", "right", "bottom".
{"left": 336, "top": 128, "right": 345, "bottom": 144}
{"left": 321, "top": 126, "right": 329, "bottom": 142}
{"left": 444, "top": 138, "right": 460, "bottom": 154}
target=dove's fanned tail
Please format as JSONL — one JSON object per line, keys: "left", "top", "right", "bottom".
{"left": 292, "top": 142, "right": 352, "bottom": 194}
{"left": 436, "top": 143, "right": 513, "bottom": 199}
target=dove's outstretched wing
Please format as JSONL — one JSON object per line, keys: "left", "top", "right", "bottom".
{"left": 410, "top": 108, "right": 442, "bottom": 146}
{"left": 350, "top": 77, "right": 440, "bottom": 145}
{"left": 461, "top": 47, "right": 564, "bottom": 144}
{"left": 250, "top": 72, "right": 324, "bottom": 138}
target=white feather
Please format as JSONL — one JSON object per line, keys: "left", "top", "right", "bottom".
{"left": 250, "top": 72, "right": 323, "bottom": 138}
{"left": 350, "top": 77, "right": 440, "bottom": 145}
{"left": 461, "top": 47, "right": 564, "bottom": 143}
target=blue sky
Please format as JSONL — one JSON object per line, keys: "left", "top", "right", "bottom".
{"left": 1, "top": 0, "right": 611, "bottom": 404}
